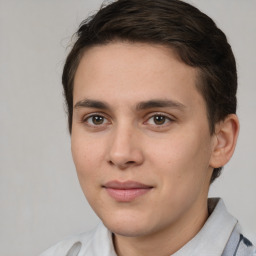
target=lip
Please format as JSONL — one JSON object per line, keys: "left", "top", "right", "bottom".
{"left": 103, "top": 180, "right": 153, "bottom": 202}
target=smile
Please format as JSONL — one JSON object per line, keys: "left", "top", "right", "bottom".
{"left": 103, "top": 180, "right": 153, "bottom": 202}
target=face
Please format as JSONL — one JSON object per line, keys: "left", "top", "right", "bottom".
{"left": 71, "top": 42, "right": 215, "bottom": 238}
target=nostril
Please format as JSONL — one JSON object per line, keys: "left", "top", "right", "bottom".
{"left": 127, "top": 161, "right": 136, "bottom": 164}
{"left": 108, "top": 160, "right": 137, "bottom": 169}
{"left": 108, "top": 160, "right": 115, "bottom": 166}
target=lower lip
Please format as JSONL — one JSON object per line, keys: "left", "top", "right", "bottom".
{"left": 105, "top": 188, "right": 151, "bottom": 202}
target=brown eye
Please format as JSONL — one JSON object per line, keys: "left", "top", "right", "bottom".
{"left": 153, "top": 115, "right": 166, "bottom": 125}
{"left": 146, "top": 114, "right": 173, "bottom": 126}
{"left": 85, "top": 115, "right": 107, "bottom": 126}
{"left": 92, "top": 116, "right": 104, "bottom": 125}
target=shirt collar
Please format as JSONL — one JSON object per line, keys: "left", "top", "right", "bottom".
{"left": 172, "top": 198, "right": 237, "bottom": 256}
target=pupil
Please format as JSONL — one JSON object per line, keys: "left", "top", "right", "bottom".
{"left": 154, "top": 116, "right": 165, "bottom": 125}
{"left": 93, "top": 116, "right": 103, "bottom": 124}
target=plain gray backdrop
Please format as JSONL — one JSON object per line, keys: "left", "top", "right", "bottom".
{"left": 0, "top": 0, "right": 255, "bottom": 255}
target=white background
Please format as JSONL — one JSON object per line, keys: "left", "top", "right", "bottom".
{"left": 0, "top": 0, "right": 255, "bottom": 255}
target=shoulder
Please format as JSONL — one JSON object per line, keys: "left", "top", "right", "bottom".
{"left": 39, "top": 228, "right": 94, "bottom": 256}
{"left": 223, "top": 223, "right": 256, "bottom": 256}
{"left": 39, "top": 222, "right": 114, "bottom": 256}
{"left": 235, "top": 234, "right": 256, "bottom": 256}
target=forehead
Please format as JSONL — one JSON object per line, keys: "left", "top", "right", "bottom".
{"left": 73, "top": 42, "right": 205, "bottom": 111}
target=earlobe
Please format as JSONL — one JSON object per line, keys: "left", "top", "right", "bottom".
{"left": 209, "top": 114, "right": 239, "bottom": 168}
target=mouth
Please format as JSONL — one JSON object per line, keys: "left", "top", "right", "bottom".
{"left": 102, "top": 180, "right": 153, "bottom": 202}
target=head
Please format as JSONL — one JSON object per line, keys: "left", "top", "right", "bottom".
{"left": 62, "top": 0, "right": 237, "bottom": 183}
{"left": 65, "top": 1, "right": 239, "bottom": 249}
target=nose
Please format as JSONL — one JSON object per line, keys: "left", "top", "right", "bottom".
{"left": 107, "top": 125, "right": 144, "bottom": 169}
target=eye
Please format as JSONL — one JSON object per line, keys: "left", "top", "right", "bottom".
{"left": 146, "top": 114, "right": 173, "bottom": 126}
{"left": 84, "top": 114, "right": 109, "bottom": 126}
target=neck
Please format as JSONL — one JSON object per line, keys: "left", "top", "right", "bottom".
{"left": 113, "top": 198, "right": 209, "bottom": 256}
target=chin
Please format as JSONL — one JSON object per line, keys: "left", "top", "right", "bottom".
{"left": 108, "top": 224, "right": 151, "bottom": 238}
{"left": 101, "top": 212, "right": 152, "bottom": 237}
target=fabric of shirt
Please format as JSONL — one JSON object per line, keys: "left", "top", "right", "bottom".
{"left": 39, "top": 198, "right": 256, "bottom": 256}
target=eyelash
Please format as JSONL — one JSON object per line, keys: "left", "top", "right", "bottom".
{"left": 81, "top": 112, "right": 174, "bottom": 129}
{"left": 82, "top": 113, "right": 110, "bottom": 128}
{"left": 145, "top": 113, "right": 174, "bottom": 127}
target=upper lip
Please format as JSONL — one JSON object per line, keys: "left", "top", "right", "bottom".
{"left": 103, "top": 180, "right": 153, "bottom": 189}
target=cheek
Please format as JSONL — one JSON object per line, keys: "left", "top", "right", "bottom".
{"left": 149, "top": 135, "right": 211, "bottom": 215}
{"left": 148, "top": 134, "right": 198, "bottom": 169}
{"left": 71, "top": 135, "right": 104, "bottom": 183}
{"left": 149, "top": 130, "right": 213, "bottom": 187}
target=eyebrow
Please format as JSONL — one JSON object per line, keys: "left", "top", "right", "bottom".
{"left": 74, "top": 98, "right": 186, "bottom": 111}
{"left": 136, "top": 99, "right": 186, "bottom": 111}
{"left": 74, "top": 99, "right": 110, "bottom": 110}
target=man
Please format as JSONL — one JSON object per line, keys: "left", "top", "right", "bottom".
{"left": 40, "top": 0, "right": 255, "bottom": 255}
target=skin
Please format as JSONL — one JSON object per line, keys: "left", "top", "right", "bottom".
{"left": 71, "top": 42, "right": 239, "bottom": 256}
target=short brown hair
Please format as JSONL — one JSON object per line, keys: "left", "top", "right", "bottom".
{"left": 62, "top": 0, "right": 237, "bottom": 183}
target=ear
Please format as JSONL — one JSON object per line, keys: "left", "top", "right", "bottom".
{"left": 210, "top": 114, "right": 239, "bottom": 168}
